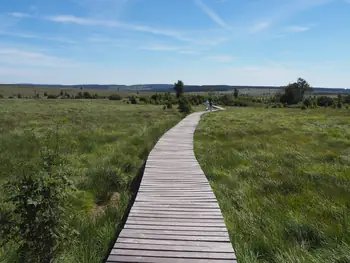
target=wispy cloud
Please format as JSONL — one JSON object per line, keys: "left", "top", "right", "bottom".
{"left": 0, "top": 30, "right": 77, "bottom": 44}
{"left": 8, "top": 12, "right": 32, "bottom": 18}
{"left": 285, "top": 26, "right": 310, "bottom": 32}
{"left": 47, "top": 15, "right": 186, "bottom": 40}
{"left": 194, "top": 0, "right": 230, "bottom": 29}
{"left": 206, "top": 55, "right": 233, "bottom": 63}
{"left": 138, "top": 45, "right": 182, "bottom": 51}
{"left": 250, "top": 22, "right": 271, "bottom": 33}
{"left": 0, "top": 48, "right": 77, "bottom": 67}
{"left": 178, "top": 50, "right": 199, "bottom": 55}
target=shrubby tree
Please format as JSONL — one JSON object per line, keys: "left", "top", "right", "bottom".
{"left": 317, "top": 96, "right": 333, "bottom": 107}
{"left": 280, "top": 78, "right": 312, "bottom": 105}
{"left": 174, "top": 80, "right": 184, "bottom": 98}
{"left": 234, "top": 88, "right": 239, "bottom": 99}
{"left": 337, "top": 94, "right": 342, "bottom": 109}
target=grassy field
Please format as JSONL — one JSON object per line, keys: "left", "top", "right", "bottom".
{"left": 0, "top": 85, "right": 154, "bottom": 98}
{"left": 0, "top": 100, "right": 182, "bottom": 262}
{"left": 195, "top": 107, "right": 350, "bottom": 263}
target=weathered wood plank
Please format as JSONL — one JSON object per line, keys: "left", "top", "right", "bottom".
{"left": 116, "top": 237, "right": 232, "bottom": 247}
{"left": 114, "top": 242, "right": 234, "bottom": 253}
{"left": 109, "top": 249, "right": 235, "bottom": 259}
{"left": 107, "top": 255, "right": 236, "bottom": 263}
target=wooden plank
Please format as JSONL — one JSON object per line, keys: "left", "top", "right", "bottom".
{"left": 114, "top": 242, "right": 234, "bottom": 253}
{"left": 120, "top": 229, "right": 230, "bottom": 242}
{"left": 125, "top": 224, "right": 228, "bottom": 232}
{"left": 109, "top": 249, "right": 235, "bottom": 260}
{"left": 116, "top": 238, "right": 232, "bottom": 247}
{"left": 127, "top": 217, "right": 224, "bottom": 224}
{"left": 107, "top": 255, "right": 236, "bottom": 263}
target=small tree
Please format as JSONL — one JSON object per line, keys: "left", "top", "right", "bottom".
{"left": 234, "top": 88, "right": 239, "bottom": 99}
{"left": 109, "top": 94, "right": 122, "bottom": 101}
{"left": 130, "top": 96, "right": 137, "bottom": 104}
{"left": 281, "top": 78, "right": 312, "bottom": 105}
{"left": 337, "top": 94, "right": 342, "bottom": 109}
{"left": 60, "top": 90, "right": 64, "bottom": 96}
{"left": 44, "top": 92, "right": 48, "bottom": 97}
{"left": 174, "top": 80, "right": 184, "bottom": 98}
{"left": 178, "top": 96, "right": 192, "bottom": 113}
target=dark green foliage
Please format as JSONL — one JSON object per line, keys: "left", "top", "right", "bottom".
{"left": 139, "top": 96, "right": 150, "bottom": 104}
{"left": 17, "top": 93, "right": 22, "bottom": 99}
{"left": 83, "top": 91, "right": 92, "bottom": 99}
{"left": 174, "top": 80, "right": 184, "bottom": 98}
{"left": 317, "top": 96, "right": 334, "bottom": 107}
{"left": 178, "top": 96, "right": 192, "bottom": 113}
{"left": 344, "top": 95, "right": 350, "bottom": 104}
{"left": 234, "top": 88, "right": 239, "bottom": 99}
{"left": 284, "top": 221, "right": 323, "bottom": 249}
{"left": 337, "top": 94, "right": 342, "bottom": 109}
{"left": 47, "top": 94, "right": 57, "bottom": 99}
{"left": 109, "top": 94, "right": 122, "bottom": 101}
{"left": 130, "top": 96, "right": 137, "bottom": 104}
{"left": 44, "top": 92, "right": 48, "bottom": 97}
{"left": 60, "top": 90, "right": 64, "bottom": 96}
{"left": 75, "top": 92, "right": 83, "bottom": 99}
{"left": 281, "top": 78, "right": 312, "bottom": 105}
{"left": 303, "top": 97, "right": 313, "bottom": 108}
{"left": 0, "top": 94, "right": 3, "bottom": 99}
{"left": 166, "top": 101, "right": 173, "bottom": 109}
{"left": 0, "top": 131, "right": 76, "bottom": 263}
{"left": 187, "top": 94, "right": 204, "bottom": 105}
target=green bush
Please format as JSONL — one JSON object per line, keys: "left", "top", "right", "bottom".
{"left": 0, "top": 132, "right": 77, "bottom": 263}
{"left": 109, "top": 94, "right": 122, "bottom": 101}
{"left": 130, "top": 96, "right": 137, "bottom": 104}
{"left": 317, "top": 96, "right": 334, "bottom": 107}
{"left": 47, "top": 94, "right": 57, "bottom": 99}
{"left": 44, "top": 92, "right": 48, "bottom": 97}
{"left": 303, "top": 97, "right": 312, "bottom": 108}
{"left": 83, "top": 91, "right": 92, "bottom": 99}
{"left": 166, "top": 101, "right": 173, "bottom": 109}
{"left": 139, "top": 96, "right": 150, "bottom": 104}
{"left": 178, "top": 96, "right": 192, "bottom": 113}
{"left": 17, "top": 93, "right": 22, "bottom": 99}
{"left": 0, "top": 94, "right": 3, "bottom": 99}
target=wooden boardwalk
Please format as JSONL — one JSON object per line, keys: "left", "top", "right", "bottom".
{"left": 106, "top": 111, "right": 236, "bottom": 263}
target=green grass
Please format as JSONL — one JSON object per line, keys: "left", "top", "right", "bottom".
{"left": 195, "top": 107, "right": 350, "bottom": 263}
{"left": 0, "top": 100, "right": 182, "bottom": 262}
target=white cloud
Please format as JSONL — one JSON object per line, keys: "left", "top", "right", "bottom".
{"left": 286, "top": 26, "right": 310, "bottom": 32}
{"left": 8, "top": 12, "right": 32, "bottom": 18}
{"left": 0, "top": 31, "right": 77, "bottom": 44}
{"left": 138, "top": 45, "right": 182, "bottom": 51}
{"left": 207, "top": 55, "right": 233, "bottom": 63}
{"left": 194, "top": 0, "right": 230, "bottom": 29}
{"left": 0, "top": 48, "right": 78, "bottom": 68}
{"left": 178, "top": 50, "right": 199, "bottom": 55}
{"left": 251, "top": 22, "right": 271, "bottom": 33}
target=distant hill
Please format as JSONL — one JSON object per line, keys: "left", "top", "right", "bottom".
{"left": 1, "top": 83, "right": 349, "bottom": 94}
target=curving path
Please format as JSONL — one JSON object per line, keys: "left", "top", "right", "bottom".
{"left": 106, "top": 111, "right": 237, "bottom": 263}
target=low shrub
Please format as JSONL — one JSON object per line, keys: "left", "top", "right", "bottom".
{"left": 178, "top": 96, "right": 192, "bottom": 113}
{"left": 109, "top": 94, "right": 122, "bottom": 101}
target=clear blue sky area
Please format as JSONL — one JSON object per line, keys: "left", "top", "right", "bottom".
{"left": 0, "top": 0, "right": 349, "bottom": 87}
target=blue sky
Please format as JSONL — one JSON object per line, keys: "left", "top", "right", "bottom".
{"left": 0, "top": 0, "right": 349, "bottom": 87}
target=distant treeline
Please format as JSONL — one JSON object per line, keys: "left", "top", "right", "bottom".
{"left": 1, "top": 84, "right": 349, "bottom": 94}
